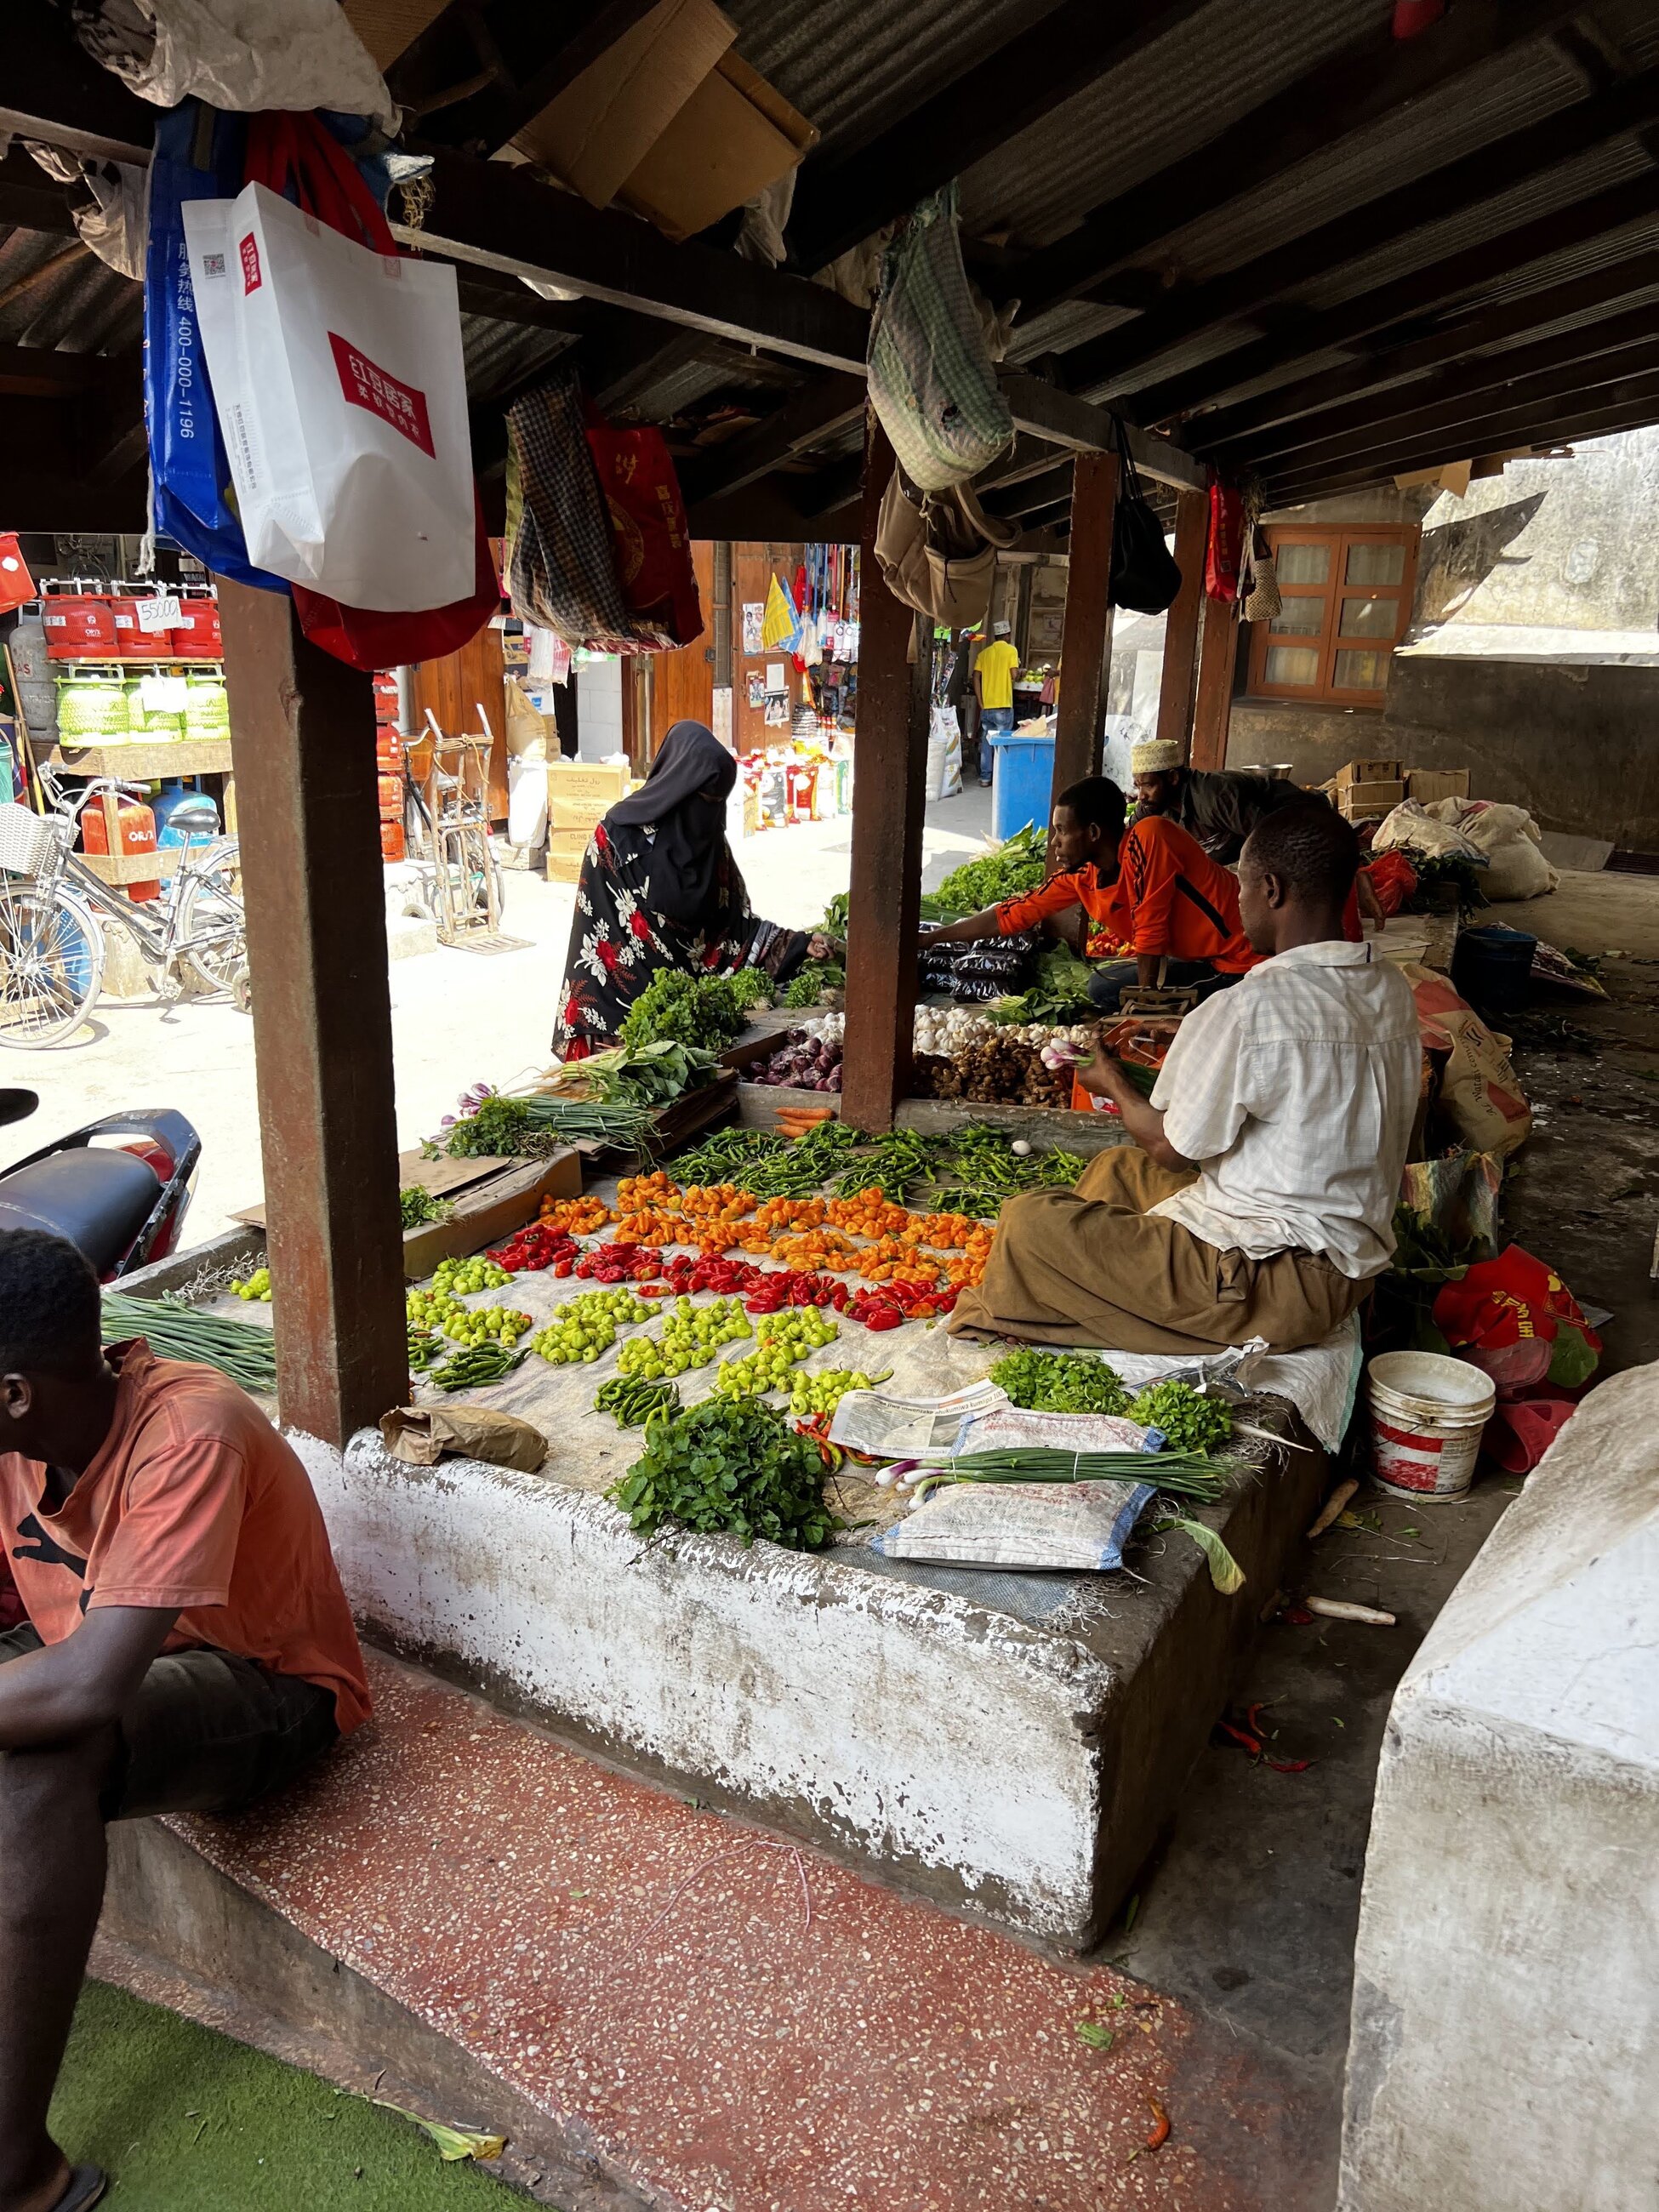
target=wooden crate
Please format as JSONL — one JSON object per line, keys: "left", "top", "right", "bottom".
{"left": 1337, "top": 779, "right": 1405, "bottom": 819}
{"left": 45, "top": 738, "right": 233, "bottom": 779}
{"left": 236, "top": 1146, "right": 583, "bottom": 1280}
{"left": 1406, "top": 767, "right": 1471, "bottom": 804}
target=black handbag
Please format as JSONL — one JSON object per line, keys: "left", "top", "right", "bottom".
{"left": 1109, "top": 417, "right": 1183, "bottom": 615}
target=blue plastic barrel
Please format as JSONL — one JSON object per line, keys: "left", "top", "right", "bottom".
{"left": 985, "top": 727, "right": 1056, "bottom": 843}
{"left": 1451, "top": 923, "right": 1536, "bottom": 1015}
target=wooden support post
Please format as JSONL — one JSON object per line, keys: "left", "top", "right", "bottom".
{"left": 1154, "top": 488, "right": 1209, "bottom": 757}
{"left": 841, "top": 423, "right": 931, "bottom": 1133}
{"left": 1051, "top": 451, "right": 1118, "bottom": 806}
{"left": 1189, "top": 597, "right": 1240, "bottom": 773}
{"left": 217, "top": 583, "right": 408, "bottom": 1447}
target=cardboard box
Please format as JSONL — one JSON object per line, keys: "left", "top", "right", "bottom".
{"left": 1337, "top": 779, "right": 1405, "bottom": 819}
{"left": 547, "top": 758, "right": 630, "bottom": 834}
{"left": 514, "top": 0, "right": 736, "bottom": 209}
{"left": 1407, "top": 767, "right": 1471, "bottom": 803}
{"left": 1335, "top": 757, "right": 1402, "bottom": 790}
{"left": 620, "top": 50, "right": 818, "bottom": 241}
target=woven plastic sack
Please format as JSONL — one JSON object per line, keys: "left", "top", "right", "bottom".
{"left": 867, "top": 187, "right": 1012, "bottom": 493}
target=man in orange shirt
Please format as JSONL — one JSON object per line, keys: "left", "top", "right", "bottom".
{"left": 0, "top": 1230, "right": 370, "bottom": 2212}
{"left": 922, "top": 776, "right": 1259, "bottom": 1012}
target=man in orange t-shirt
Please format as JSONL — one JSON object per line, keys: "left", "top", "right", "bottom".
{"left": 922, "top": 774, "right": 1259, "bottom": 1013}
{"left": 0, "top": 1229, "right": 369, "bottom": 2212}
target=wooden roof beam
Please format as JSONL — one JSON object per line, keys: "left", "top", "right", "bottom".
{"left": 786, "top": 0, "right": 1208, "bottom": 273}
{"left": 401, "top": 150, "right": 870, "bottom": 371}
{"left": 1259, "top": 335, "right": 1659, "bottom": 478}
{"left": 1058, "top": 61, "right": 1659, "bottom": 399}
{"left": 1223, "top": 303, "right": 1659, "bottom": 465}
{"left": 1266, "top": 369, "right": 1659, "bottom": 501}
{"left": 1194, "top": 247, "right": 1659, "bottom": 445}
{"left": 1126, "top": 166, "right": 1659, "bottom": 432}
{"left": 680, "top": 373, "right": 867, "bottom": 503}
{"left": 1009, "top": 0, "right": 1586, "bottom": 318}
{"left": 999, "top": 373, "right": 1204, "bottom": 492}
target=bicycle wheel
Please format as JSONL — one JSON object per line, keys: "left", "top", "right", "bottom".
{"left": 174, "top": 839, "right": 248, "bottom": 999}
{"left": 0, "top": 880, "right": 104, "bottom": 1046}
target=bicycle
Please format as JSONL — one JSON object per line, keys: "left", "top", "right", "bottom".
{"left": 0, "top": 771, "right": 248, "bottom": 1047}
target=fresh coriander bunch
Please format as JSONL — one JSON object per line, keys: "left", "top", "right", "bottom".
{"left": 1126, "top": 1379, "right": 1233, "bottom": 1451}
{"left": 990, "top": 1348, "right": 1129, "bottom": 1417}
{"left": 607, "top": 1399, "right": 839, "bottom": 1550}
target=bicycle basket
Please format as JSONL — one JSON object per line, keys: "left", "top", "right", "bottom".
{"left": 0, "top": 803, "right": 67, "bottom": 876}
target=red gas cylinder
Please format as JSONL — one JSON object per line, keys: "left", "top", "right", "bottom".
{"left": 82, "top": 794, "right": 162, "bottom": 903}
{"left": 379, "top": 817, "right": 407, "bottom": 864}
{"left": 173, "top": 592, "right": 222, "bottom": 658}
{"left": 41, "top": 584, "right": 117, "bottom": 659}
{"left": 109, "top": 593, "right": 160, "bottom": 659}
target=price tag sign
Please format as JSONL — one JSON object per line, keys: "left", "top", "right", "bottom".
{"left": 136, "top": 595, "right": 183, "bottom": 633}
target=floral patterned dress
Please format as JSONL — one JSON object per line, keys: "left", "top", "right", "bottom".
{"left": 551, "top": 817, "right": 805, "bottom": 1058}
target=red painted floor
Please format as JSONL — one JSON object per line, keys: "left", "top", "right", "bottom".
{"left": 172, "top": 1655, "right": 1321, "bottom": 2210}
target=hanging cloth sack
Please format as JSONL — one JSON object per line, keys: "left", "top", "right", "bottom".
{"left": 584, "top": 413, "right": 704, "bottom": 647}
{"left": 183, "top": 114, "right": 476, "bottom": 613}
{"left": 1109, "top": 418, "right": 1183, "bottom": 614}
{"left": 874, "top": 467, "right": 1018, "bottom": 629}
{"left": 507, "top": 369, "right": 673, "bottom": 653}
{"left": 867, "top": 186, "right": 1013, "bottom": 493}
{"left": 1205, "top": 473, "right": 1246, "bottom": 601}
{"left": 1240, "top": 527, "right": 1282, "bottom": 624}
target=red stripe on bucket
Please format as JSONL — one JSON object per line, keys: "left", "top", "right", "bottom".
{"left": 1373, "top": 1417, "right": 1444, "bottom": 1456}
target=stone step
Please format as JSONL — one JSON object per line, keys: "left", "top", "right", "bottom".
{"left": 98, "top": 1650, "right": 1321, "bottom": 2211}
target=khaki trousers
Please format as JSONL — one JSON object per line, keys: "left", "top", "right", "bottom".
{"left": 948, "top": 1145, "right": 1368, "bottom": 1355}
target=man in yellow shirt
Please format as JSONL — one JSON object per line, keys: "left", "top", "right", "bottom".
{"left": 972, "top": 622, "right": 1021, "bottom": 787}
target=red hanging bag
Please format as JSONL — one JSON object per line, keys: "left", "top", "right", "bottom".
{"left": 583, "top": 411, "right": 704, "bottom": 647}
{"left": 1205, "top": 474, "right": 1246, "bottom": 602}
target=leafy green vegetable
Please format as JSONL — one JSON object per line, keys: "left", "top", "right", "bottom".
{"left": 985, "top": 942, "right": 1097, "bottom": 1025}
{"left": 564, "top": 1040, "right": 719, "bottom": 1105}
{"left": 607, "top": 1398, "right": 839, "bottom": 1549}
{"left": 1075, "top": 2021, "right": 1115, "bottom": 2051}
{"left": 783, "top": 960, "right": 845, "bottom": 1008}
{"left": 1126, "top": 1380, "right": 1233, "bottom": 1451}
{"left": 990, "top": 1348, "right": 1130, "bottom": 1416}
{"left": 921, "top": 824, "right": 1047, "bottom": 920}
{"left": 819, "top": 891, "right": 850, "bottom": 938}
{"left": 1154, "top": 1514, "right": 1245, "bottom": 1594}
{"left": 620, "top": 970, "right": 747, "bottom": 1052}
{"left": 399, "top": 1186, "right": 454, "bottom": 1229}
{"left": 442, "top": 1095, "right": 534, "bottom": 1157}
{"left": 727, "top": 966, "right": 774, "bottom": 1012}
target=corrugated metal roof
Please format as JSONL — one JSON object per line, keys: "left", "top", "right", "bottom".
{"left": 459, "top": 312, "right": 575, "bottom": 402}
{"left": 958, "top": 0, "right": 1383, "bottom": 250}
{"left": 725, "top": 0, "right": 1049, "bottom": 162}
{"left": 0, "top": 226, "right": 138, "bottom": 354}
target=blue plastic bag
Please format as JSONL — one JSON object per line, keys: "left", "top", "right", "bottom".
{"left": 144, "top": 102, "right": 285, "bottom": 590}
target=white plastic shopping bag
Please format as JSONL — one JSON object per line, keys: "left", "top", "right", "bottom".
{"left": 183, "top": 183, "right": 474, "bottom": 612}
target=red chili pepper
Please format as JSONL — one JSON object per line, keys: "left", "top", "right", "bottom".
{"left": 864, "top": 1308, "right": 903, "bottom": 1331}
{"left": 1145, "top": 2101, "right": 1170, "bottom": 2152}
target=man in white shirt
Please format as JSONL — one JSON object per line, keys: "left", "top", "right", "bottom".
{"left": 950, "top": 801, "right": 1421, "bottom": 1354}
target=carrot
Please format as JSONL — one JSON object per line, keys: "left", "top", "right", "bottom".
{"left": 1145, "top": 2100, "right": 1171, "bottom": 2152}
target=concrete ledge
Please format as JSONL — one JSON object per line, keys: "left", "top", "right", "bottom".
{"left": 1340, "top": 1364, "right": 1659, "bottom": 2211}
{"left": 294, "top": 1416, "right": 1325, "bottom": 1949}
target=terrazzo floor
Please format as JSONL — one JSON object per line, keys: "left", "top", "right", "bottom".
{"left": 163, "top": 1653, "right": 1324, "bottom": 2211}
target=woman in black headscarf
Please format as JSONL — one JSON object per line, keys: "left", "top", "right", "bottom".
{"left": 551, "top": 721, "right": 820, "bottom": 1058}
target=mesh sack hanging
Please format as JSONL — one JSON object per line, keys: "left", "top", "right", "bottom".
{"left": 867, "top": 187, "right": 1012, "bottom": 493}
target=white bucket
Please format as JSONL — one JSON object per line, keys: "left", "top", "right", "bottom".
{"left": 1366, "top": 1350, "right": 1497, "bottom": 1502}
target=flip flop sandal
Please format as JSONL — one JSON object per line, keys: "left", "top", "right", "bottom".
{"left": 53, "top": 2167, "right": 108, "bottom": 2212}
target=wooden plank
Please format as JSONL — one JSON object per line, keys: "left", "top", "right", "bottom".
{"left": 1154, "top": 489, "right": 1209, "bottom": 755}
{"left": 789, "top": 0, "right": 1208, "bottom": 271}
{"left": 1051, "top": 453, "right": 1117, "bottom": 803}
{"left": 1129, "top": 168, "right": 1659, "bottom": 432}
{"left": 1266, "top": 372, "right": 1659, "bottom": 501}
{"left": 1013, "top": 0, "right": 1584, "bottom": 316}
{"left": 1265, "top": 338, "right": 1659, "bottom": 480}
{"left": 401, "top": 149, "right": 870, "bottom": 372}
{"left": 1189, "top": 597, "right": 1239, "bottom": 775}
{"left": 1062, "top": 57, "right": 1659, "bottom": 396}
{"left": 681, "top": 373, "right": 867, "bottom": 504}
{"left": 0, "top": 10, "right": 155, "bottom": 164}
{"left": 895, "top": 1097, "right": 1128, "bottom": 1158}
{"left": 217, "top": 581, "right": 408, "bottom": 1448}
{"left": 1196, "top": 249, "right": 1659, "bottom": 448}
{"left": 841, "top": 424, "right": 929, "bottom": 1133}
{"left": 44, "top": 739, "right": 235, "bottom": 780}
{"left": 999, "top": 374, "right": 1205, "bottom": 492}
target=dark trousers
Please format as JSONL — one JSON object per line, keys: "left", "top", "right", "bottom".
{"left": 1086, "top": 960, "right": 1244, "bottom": 1017}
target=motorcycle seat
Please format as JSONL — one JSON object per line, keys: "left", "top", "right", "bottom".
{"left": 0, "top": 1148, "right": 161, "bottom": 1276}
